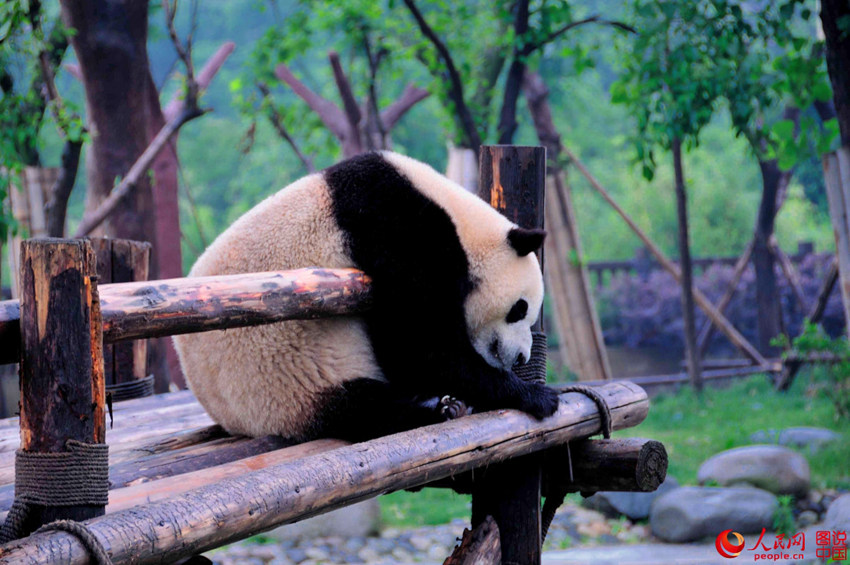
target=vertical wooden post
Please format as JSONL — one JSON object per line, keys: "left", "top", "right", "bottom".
{"left": 824, "top": 146, "right": 850, "bottom": 334}
{"left": 92, "top": 238, "right": 151, "bottom": 388}
{"left": 472, "top": 145, "right": 545, "bottom": 565}
{"left": 18, "top": 238, "right": 106, "bottom": 527}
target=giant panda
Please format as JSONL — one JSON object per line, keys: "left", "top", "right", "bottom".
{"left": 173, "top": 151, "right": 559, "bottom": 442}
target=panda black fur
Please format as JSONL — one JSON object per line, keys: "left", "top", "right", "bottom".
{"left": 173, "top": 151, "right": 559, "bottom": 442}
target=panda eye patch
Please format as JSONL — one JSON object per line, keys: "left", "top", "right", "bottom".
{"left": 506, "top": 299, "right": 528, "bottom": 324}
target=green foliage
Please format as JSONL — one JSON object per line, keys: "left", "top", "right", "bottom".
{"left": 773, "top": 495, "right": 796, "bottom": 536}
{"left": 780, "top": 322, "right": 850, "bottom": 421}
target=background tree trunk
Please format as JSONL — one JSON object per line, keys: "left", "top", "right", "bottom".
{"left": 672, "top": 138, "right": 702, "bottom": 391}
{"left": 753, "top": 159, "right": 786, "bottom": 356}
{"left": 821, "top": 0, "right": 850, "bottom": 145}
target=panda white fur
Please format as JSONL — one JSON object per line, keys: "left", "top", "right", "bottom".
{"left": 173, "top": 151, "right": 559, "bottom": 442}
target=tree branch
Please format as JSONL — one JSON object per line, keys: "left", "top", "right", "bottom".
{"left": 274, "top": 62, "right": 349, "bottom": 140}
{"left": 401, "top": 0, "right": 481, "bottom": 153}
{"left": 328, "top": 50, "right": 362, "bottom": 135}
{"left": 379, "top": 84, "right": 430, "bottom": 129}
{"left": 162, "top": 0, "right": 198, "bottom": 109}
{"left": 73, "top": 106, "right": 205, "bottom": 237}
{"left": 522, "top": 16, "right": 636, "bottom": 55}
{"left": 497, "top": 0, "right": 530, "bottom": 144}
{"left": 163, "top": 41, "right": 235, "bottom": 122}
{"left": 257, "top": 82, "right": 315, "bottom": 173}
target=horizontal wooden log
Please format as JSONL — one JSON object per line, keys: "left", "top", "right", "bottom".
{"left": 544, "top": 438, "right": 667, "bottom": 494}
{"left": 0, "top": 267, "right": 373, "bottom": 364}
{"left": 0, "top": 382, "right": 647, "bottom": 564}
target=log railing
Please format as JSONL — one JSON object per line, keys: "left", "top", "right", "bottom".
{"left": 588, "top": 240, "right": 817, "bottom": 287}
{"left": 0, "top": 146, "right": 664, "bottom": 564}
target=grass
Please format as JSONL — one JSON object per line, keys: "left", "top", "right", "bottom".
{"left": 379, "top": 371, "right": 849, "bottom": 528}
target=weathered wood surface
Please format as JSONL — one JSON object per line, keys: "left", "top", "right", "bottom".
{"left": 92, "top": 238, "right": 151, "bottom": 386}
{"left": 17, "top": 239, "right": 106, "bottom": 530}
{"left": 444, "top": 515, "right": 500, "bottom": 565}
{"left": 523, "top": 70, "right": 611, "bottom": 382}
{"left": 545, "top": 438, "right": 667, "bottom": 494}
{"left": 563, "top": 146, "right": 769, "bottom": 367}
{"left": 0, "top": 267, "right": 373, "bottom": 364}
{"left": 475, "top": 144, "right": 545, "bottom": 565}
{"left": 0, "top": 382, "right": 648, "bottom": 564}
{"left": 823, "top": 146, "right": 850, "bottom": 333}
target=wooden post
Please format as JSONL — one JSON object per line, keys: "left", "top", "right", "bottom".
{"left": 18, "top": 238, "right": 106, "bottom": 528}
{"left": 472, "top": 145, "right": 545, "bottom": 565}
{"left": 91, "top": 238, "right": 151, "bottom": 389}
{"left": 823, "top": 146, "right": 850, "bottom": 334}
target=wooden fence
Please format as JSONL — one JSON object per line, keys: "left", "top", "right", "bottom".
{"left": 0, "top": 146, "right": 664, "bottom": 564}
{"left": 588, "top": 241, "right": 817, "bottom": 287}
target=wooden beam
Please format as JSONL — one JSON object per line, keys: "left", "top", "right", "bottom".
{"left": 0, "top": 267, "right": 373, "bottom": 364}
{"left": 544, "top": 438, "right": 667, "bottom": 495}
{"left": 563, "top": 146, "right": 768, "bottom": 367}
{"left": 473, "top": 145, "right": 545, "bottom": 565}
{"left": 822, "top": 146, "right": 850, "bottom": 333}
{"left": 0, "top": 382, "right": 647, "bottom": 564}
{"left": 16, "top": 239, "right": 106, "bottom": 532}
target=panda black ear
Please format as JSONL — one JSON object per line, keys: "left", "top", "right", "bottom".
{"left": 508, "top": 228, "right": 546, "bottom": 256}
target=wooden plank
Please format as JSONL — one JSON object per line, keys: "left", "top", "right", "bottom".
{"left": 0, "top": 381, "right": 648, "bottom": 564}
{"left": 17, "top": 238, "right": 106, "bottom": 531}
{"left": 108, "top": 239, "right": 151, "bottom": 385}
{"left": 823, "top": 147, "right": 850, "bottom": 333}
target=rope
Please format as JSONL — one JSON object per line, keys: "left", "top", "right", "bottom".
{"left": 513, "top": 331, "right": 547, "bottom": 384}
{"left": 35, "top": 520, "right": 112, "bottom": 565}
{"left": 106, "top": 374, "right": 155, "bottom": 402}
{"left": 0, "top": 439, "right": 109, "bottom": 544}
{"left": 541, "top": 384, "right": 613, "bottom": 543}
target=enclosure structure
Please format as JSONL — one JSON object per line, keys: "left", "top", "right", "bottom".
{"left": 0, "top": 146, "right": 665, "bottom": 564}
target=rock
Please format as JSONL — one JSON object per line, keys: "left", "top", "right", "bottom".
{"left": 583, "top": 477, "right": 679, "bottom": 520}
{"left": 265, "top": 499, "right": 381, "bottom": 541}
{"left": 650, "top": 486, "right": 778, "bottom": 543}
{"left": 751, "top": 427, "right": 842, "bottom": 453}
{"left": 698, "top": 445, "right": 810, "bottom": 496}
{"left": 825, "top": 493, "right": 850, "bottom": 534}
{"left": 798, "top": 510, "right": 820, "bottom": 528}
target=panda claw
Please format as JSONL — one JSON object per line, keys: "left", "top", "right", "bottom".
{"left": 439, "top": 396, "right": 470, "bottom": 420}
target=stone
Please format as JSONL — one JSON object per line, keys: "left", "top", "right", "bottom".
{"left": 751, "top": 427, "right": 842, "bottom": 453}
{"left": 583, "top": 476, "right": 679, "bottom": 520}
{"left": 697, "top": 445, "right": 810, "bottom": 496}
{"left": 650, "top": 486, "right": 778, "bottom": 543}
{"left": 825, "top": 493, "right": 850, "bottom": 534}
{"left": 798, "top": 510, "right": 820, "bottom": 528}
{"left": 265, "top": 499, "right": 381, "bottom": 541}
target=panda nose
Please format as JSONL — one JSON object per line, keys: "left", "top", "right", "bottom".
{"left": 515, "top": 352, "right": 527, "bottom": 366}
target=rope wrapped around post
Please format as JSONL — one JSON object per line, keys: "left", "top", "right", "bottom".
{"left": 0, "top": 440, "right": 109, "bottom": 543}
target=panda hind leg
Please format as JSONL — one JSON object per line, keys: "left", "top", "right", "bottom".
{"left": 314, "top": 378, "right": 465, "bottom": 443}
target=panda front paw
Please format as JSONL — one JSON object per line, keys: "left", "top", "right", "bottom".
{"left": 439, "top": 395, "right": 471, "bottom": 420}
{"left": 518, "top": 384, "right": 560, "bottom": 419}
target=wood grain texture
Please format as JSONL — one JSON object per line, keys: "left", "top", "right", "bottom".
{"left": 17, "top": 238, "right": 106, "bottom": 528}
{"left": 474, "top": 145, "right": 545, "bottom": 565}
{"left": 0, "top": 382, "right": 647, "bottom": 564}
{"left": 0, "top": 267, "right": 373, "bottom": 364}
{"left": 444, "top": 515, "right": 500, "bottom": 565}
{"left": 544, "top": 438, "right": 668, "bottom": 494}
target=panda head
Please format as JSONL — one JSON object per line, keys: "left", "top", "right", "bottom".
{"left": 465, "top": 226, "right": 545, "bottom": 372}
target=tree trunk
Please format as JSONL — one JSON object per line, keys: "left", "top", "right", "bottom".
{"left": 753, "top": 159, "right": 784, "bottom": 356}
{"left": 60, "top": 0, "right": 157, "bottom": 247}
{"left": 821, "top": 0, "right": 850, "bottom": 145}
{"left": 672, "top": 138, "right": 702, "bottom": 391}
{"left": 445, "top": 144, "right": 478, "bottom": 192}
